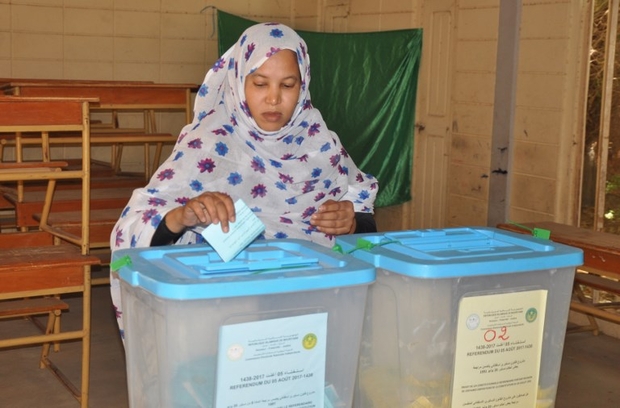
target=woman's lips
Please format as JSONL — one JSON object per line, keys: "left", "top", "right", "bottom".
{"left": 262, "top": 111, "right": 282, "bottom": 122}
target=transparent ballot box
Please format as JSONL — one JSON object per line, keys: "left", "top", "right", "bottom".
{"left": 113, "top": 239, "right": 375, "bottom": 408}
{"left": 336, "top": 227, "right": 583, "bottom": 408}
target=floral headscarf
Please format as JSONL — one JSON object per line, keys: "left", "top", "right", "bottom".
{"left": 110, "top": 22, "right": 378, "bottom": 251}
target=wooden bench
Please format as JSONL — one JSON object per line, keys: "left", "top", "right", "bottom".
{"left": 0, "top": 161, "right": 69, "bottom": 231}
{"left": 0, "top": 96, "right": 93, "bottom": 252}
{"left": 34, "top": 208, "right": 121, "bottom": 250}
{"left": 0, "top": 161, "right": 143, "bottom": 232}
{"left": 1, "top": 173, "right": 145, "bottom": 193}
{"left": 0, "top": 241, "right": 100, "bottom": 407}
{"left": 571, "top": 267, "right": 620, "bottom": 333}
{"left": 32, "top": 209, "right": 120, "bottom": 280}
{"left": 3, "top": 186, "right": 134, "bottom": 228}
{"left": 0, "top": 159, "right": 144, "bottom": 195}
{"left": 1, "top": 80, "right": 195, "bottom": 179}
{"left": 0, "top": 96, "right": 100, "bottom": 408}
{"left": 9, "top": 131, "right": 179, "bottom": 179}
{"left": 497, "top": 221, "right": 620, "bottom": 335}
{"left": 0, "top": 96, "right": 98, "bottom": 407}
{"left": 0, "top": 297, "right": 69, "bottom": 355}
{"left": 0, "top": 297, "right": 69, "bottom": 319}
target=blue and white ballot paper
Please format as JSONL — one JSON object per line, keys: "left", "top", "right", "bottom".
{"left": 215, "top": 313, "right": 328, "bottom": 408}
{"left": 200, "top": 199, "right": 265, "bottom": 262}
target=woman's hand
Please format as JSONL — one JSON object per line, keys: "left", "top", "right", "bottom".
{"left": 165, "top": 192, "right": 236, "bottom": 233}
{"left": 310, "top": 199, "right": 356, "bottom": 235}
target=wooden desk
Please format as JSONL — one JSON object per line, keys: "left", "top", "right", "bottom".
{"left": 497, "top": 221, "right": 620, "bottom": 333}
{"left": 0, "top": 240, "right": 100, "bottom": 407}
{"left": 1, "top": 80, "right": 198, "bottom": 177}
{"left": 0, "top": 78, "right": 155, "bottom": 91}
{"left": 0, "top": 96, "right": 92, "bottom": 247}
{"left": 497, "top": 222, "right": 620, "bottom": 279}
{"left": 0, "top": 96, "right": 99, "bottom": 406}
{"left": 2, "top": 80, "right": 196, "bottom": 122}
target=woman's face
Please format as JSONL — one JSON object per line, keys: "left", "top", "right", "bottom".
{"left": 244, "top": 49, "right": 301, "bottom": 132}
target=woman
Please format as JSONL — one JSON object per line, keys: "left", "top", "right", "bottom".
{"left": 110, "top": 22, "right": 378, "bottom": 338}
{"left": 111, "top": 22, "right": 377, "bottom": 251}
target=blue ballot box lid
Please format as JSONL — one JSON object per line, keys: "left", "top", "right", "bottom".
{"left": 334, "top": 227, "right": 583, "bottom": 279}
{"left": 113, "top": 239, "right": 375, "bottom": 300}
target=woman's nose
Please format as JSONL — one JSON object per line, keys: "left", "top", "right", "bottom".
{"left": 266, "top": 87, "right": 280, "bottom": 105}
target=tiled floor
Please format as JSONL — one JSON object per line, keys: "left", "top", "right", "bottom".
{"left": 1, "top": 270, "right": 619, "bottom": 408}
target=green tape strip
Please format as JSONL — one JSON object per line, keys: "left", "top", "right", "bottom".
{"left": 331, "top": 238, "right": 397, "bottom": 255}
{"left": 508, "top": 221, "right": 550, "bottom": 240}
{"left": 532, "top": 228, "right": 551, "bottom": 239}
{"left": 110, "top": 255, "right": 132, "bottom": 272}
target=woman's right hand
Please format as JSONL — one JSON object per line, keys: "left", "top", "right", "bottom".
{"left": 165, "top": 192, "right": 236, "bottom": 233}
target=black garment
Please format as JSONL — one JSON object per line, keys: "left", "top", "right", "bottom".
{"left": 150, "top": 218, "right": 185, "bottom": 246}
{"left": 150, "top": 212, "right": 378, "bottom": 246}
{"left": 354, "top": 212, "right": 377, "bottom": 233}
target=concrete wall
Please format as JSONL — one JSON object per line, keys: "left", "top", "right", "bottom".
{"left": 0, "top": 0, "right": 589, "bottom": 231}
{"left": 447, "top": 0, "right": 590, "bottom": 228}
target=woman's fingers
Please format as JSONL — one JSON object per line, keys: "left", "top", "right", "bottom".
{"left": 185, "top": 192, "right": 235, "bottom": 232}
{"left": 310, "top": 200, "right": 355, "bottom": 235}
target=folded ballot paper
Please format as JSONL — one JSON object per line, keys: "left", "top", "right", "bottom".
{"left": 200, "top": 199, "right": 265, "bottom": 262}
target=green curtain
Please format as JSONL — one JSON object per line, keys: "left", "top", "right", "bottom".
{"left": 217, "top": 10, "right": 422, "bottom": 208}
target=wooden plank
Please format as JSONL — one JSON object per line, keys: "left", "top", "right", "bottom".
{"left": 0, "top": 244, "right": 97, "bottom": 269}
{"left": 4, "top": 187, "right": 133, "bottom": 227}
{"left": 33, "top": 208, "right": 121, "bottom": 248}
{"left": 0, "top": 247, "right": 99, "bottom": 294}
{"left": 0, "top": 297, "right": 68, "bottom": 318}
{"left": 0, "top": 161, "right": 67, "bottom": 170}
{"left": 575, "top": 272, "right": 620, "bottom": 295}
{"left": 5, "top": 186, "right": 134, "bottom": 203}
{"left": 0, "top": 97, "right": 92, "bottom": 127}
{"left": 4, "top": 82, "right": 195, "bottom": 130}
{"left": 0, "top": 78, "right": 153, "bottom": 88}
{"left": 34, "top": 208, "right": 122, "bottom": 226}
{"left": 1, "top": 174, "right": 144, "bottom": 194}
{"left": 570, "top": 301, "right": 620, "bottom": 324}
{"left": 50, "top": 225, "right": 113, "bottom": 249}
{"left": 14, "top": 132, "right": 178, "bottom": 145}
{"left": 497, "top": 221, "right": 620, "bottom": 279}
{"left": 0, "top": 231, "right": 54, "bottom": 248}
{"left": 8, "top": 83, "right": 195, "bottom": 109}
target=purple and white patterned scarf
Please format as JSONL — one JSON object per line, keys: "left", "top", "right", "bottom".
{"left": 110, "top": 22, "right": 378, "bottom": 251}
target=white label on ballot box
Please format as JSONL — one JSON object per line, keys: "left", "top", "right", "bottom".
{"left": 451, "top": 290, "right": 548, "bottom": 407}
{"left": 215, "top": 313, "right": 327, "bottom": 408}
